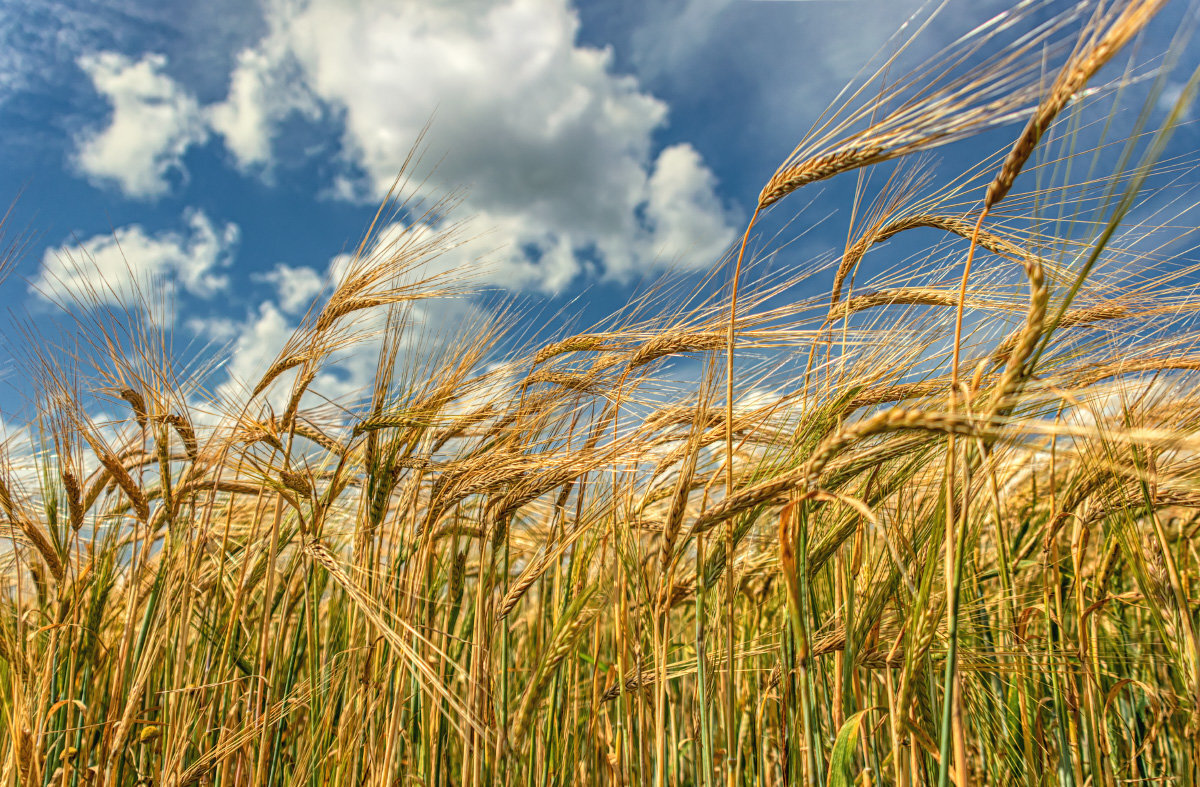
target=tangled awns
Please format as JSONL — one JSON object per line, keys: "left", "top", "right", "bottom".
{"left": 4, "top": 0, "right": 1200, "bottom": 784}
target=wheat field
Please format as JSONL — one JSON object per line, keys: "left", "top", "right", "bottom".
{"left": 3, "top": 0, "right": 1200, "bottom": 784}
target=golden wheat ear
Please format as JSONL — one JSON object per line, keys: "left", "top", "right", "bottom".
{"left": 724, "top": 1, "right": 1107, "bottom": 534}
{"left": 760, "top": 0, "right": 1103, "bottom": 211}
{"left": 986, "top": 0, "right": 1168, "bottom": 210}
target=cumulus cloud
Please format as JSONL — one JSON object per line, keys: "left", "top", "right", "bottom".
{"left": 34, "top": 209, "right": 239, "bottom": 306}
{"left": 253, "top": 262, "right": 326, "bottom": 313}
{"left": 207, "top": 42, "right": 319, "bottom": 170}
{"left": 185, "top": 314, "right": 240, "bottom": 344}
{"left": 76, "top": 0, "right": 738, "bottom": 288}
{"left": 220, "top": 300, "right": 294, "bottom": 392}
{"left": 206, "top": 48, "right": 278, "bottom": 169}
{"left": 268, "top": 0, "right": 737, "bottom": 285}
{"left": 73, "top": 52, "right": 209, "bottom": 198}
{"left": 632, "top": 143, "right": 734, "bottom": 273}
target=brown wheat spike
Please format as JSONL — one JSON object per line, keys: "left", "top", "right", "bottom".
{"left": 825, "top": 287, "right": 1007, "bottom": 323}
{"left": 646, "top": 432, "right": 767, "bottom": 486}
{"left": 1072, "top": 356, "right": 1200, "bottom": 388}
{"left": 601, "top": 672, "right": 651, "bottom": 704}
{"left": 1086, "top": 490, "right": 1200, "bottom": 529}
{"left": 636, "top": 478, "right": 682, "bottom": 516}
{"left": 353, "top": 411, "right": 446, "bottom": 436}
{"left": 841, "top": 381, "right": 949, "bottom": 414}
{"left": 810, "top": 626, "right": 906, "bottom": 668}
{"left": 0, "top": 473, "right": 65, "bottom": 582}
{"left": 991, "top": 302, "right": 1131, "bottom": 366}
{"left": 366, "top": 469, "right": 394, "bottom": 530}
{"left": 281, "top": 367, "right": 318, "bottom": 431}
{"left": 474, "top": 389, "right": 562, "bottom": 440}
{"left": 241, "top": 423, "right": 286, "bottom": 452}
{"left": 251, "top": 353, "right": 308, "bottom": 399}
{"left": 1026, "top": 481, "right": 1200, "bottom": 566}
{"left": 291, "top": 420, "right": 345, "bottom": 455}
{"left": 489, "top": 448, "right": 614, "bottom": 521}
{"left": 15, "top": 726, "right": 34, "bottom": 785}
{"left": 1141, "top": 530, "right": 1172, "bottom": 605}
{"left": 804, "top": 408, "right": 990, "bottom": 490}
{"left": 524, "top": 370, "right": 606, "bottom": 395}
{"left": 760, "top": 147, "right": 888, "bottom": 208}
{"left": 162, "top": 413, "right": 198, "bottom": 460}
{"left": 313, "top": 295, "right": 391, "bottom": 334}
{"left": 642, "top": 402, "right": 727, "bottom": 433}
{"left": 81, "top": 465, "right": 112, "bottom": 512}
{"left": 432, "top": 523, "right": 484, "bottom": 541}
{"left": 831, "top": 213, "right": 1048, "bottom": 307}
{"left": 629, "top": 332, "right": 726, "bottom": 368}
{"left": 499, "top": 547, "right": 557, "bottom": 619}
{"left": 62, "top": 469, "right": 84, "bottom": 532}
{"left": 511, "top": 590, "right": 607, "bottom": 747}
{"left": 173, "top": 479, "right": 270, "bottom": 499}
{"left": 397, "top": 455, "right": 437, "bottom": 470}
{"left": 531, "top": 334, "right": 608, "bottom": 366}
{"left": 986, "top": 243, "right": 1048, "bottom": 412}
{"left": 1095, "top": 539, "right": 1123, "bottom": 590}
{"left": 117, "top": 386, "right": 149, "bottom": 429}
{"left": 659, "top": 404, "right": 707, "bottom": 574}
{"left": 986, "top": 0, "right": 1167, "bottom": 209}
{"left": 84, "top": 437, "right": 150, "bottom": 522}
{"left": 690, "top": 469, "right": 804, "bottom": 536}
{"left": 758, "top": 0, "right": 1090, "bottom": 214}
{"left": 314, "top": 286, "right": 455, "bottom": 336}
{"left": 280, "top": 469, "right": 314, "bottom": 497}
{"left": 1037, "top": 472, "right": 1107, "bottom": 552}
{"left": 1058, "top": 301, "right": 1134, "bottom": 328}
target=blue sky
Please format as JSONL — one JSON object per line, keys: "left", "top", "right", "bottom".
{"left": 0, "top": 0, "right": 1197, "bottom": 427}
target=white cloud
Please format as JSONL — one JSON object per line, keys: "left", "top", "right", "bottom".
{"left": 207, "top": 41, "right": 319, "bottom": 170}
{"left": 86, "top": 0, "right": 738, "bottom": 289}
{"left": 270, "top": 0, "right": 737, "bottom": 286}
{"left": 206, "top": 47, "right": 277, "bottom": 169}
{"left": 185, "top": 314, "right": 240, "bottom": 344}
{"left": 34, "top": 209, "right": 239, "bottom": 306}
{"left": 220, "top": 300, "right": 294, "bottom": 395}
{"left": 73, "top": 52, "right": 209, "bottom": 199}
{"left": 254, "top": 262, "right": 326, "bottom": 313}
{"left": 634, "top": 143, "right": 735, "bottom": 273}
